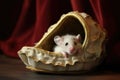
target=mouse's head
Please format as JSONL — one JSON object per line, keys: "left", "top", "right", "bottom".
{"left": 54, "top": 34, "right": 81, "bottom": 55}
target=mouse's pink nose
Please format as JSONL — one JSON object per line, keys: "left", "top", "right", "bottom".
{"left": 70, "top": 47, "right": 75, "bottom": 52}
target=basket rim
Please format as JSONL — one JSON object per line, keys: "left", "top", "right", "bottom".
{"left": 35, "top": 11, "right": 89, "bottom": 49}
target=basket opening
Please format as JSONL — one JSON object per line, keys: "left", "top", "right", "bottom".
{"left": 40, "top": 16, "right": 85, "bottom": 52}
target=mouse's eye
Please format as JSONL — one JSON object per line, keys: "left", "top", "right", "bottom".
{"left": 65, "top": 42, "right": 68, "bottom": 46}
{"left": 74, "top": 42, "right": 77, "bottom": 45}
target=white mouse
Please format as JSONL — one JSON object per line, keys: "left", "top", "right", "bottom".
{"left": 53, "top": 34, "right": 82, "bottom": 58}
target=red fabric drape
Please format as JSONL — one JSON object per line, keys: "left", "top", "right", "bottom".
{"left": 0, "top": 0, "right": 120, "bottom": 65}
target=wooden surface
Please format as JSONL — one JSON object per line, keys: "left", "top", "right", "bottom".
{"left": 0, "top": 54, "right": 120, "bottom": 80}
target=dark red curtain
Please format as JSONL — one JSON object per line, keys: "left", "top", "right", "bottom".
{"left": 0, "top": 0, "right": 120, "bottom": 66}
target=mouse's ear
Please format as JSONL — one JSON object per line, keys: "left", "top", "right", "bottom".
{"left": 54, "top": 36, "right": 63, "bottom": 45}
{"left": 76, "top": 34, "right": 81, "bottom": 41}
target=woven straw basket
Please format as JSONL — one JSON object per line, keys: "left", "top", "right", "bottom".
{"left": 18, "top": 11, "right": 106, "bottom": 73}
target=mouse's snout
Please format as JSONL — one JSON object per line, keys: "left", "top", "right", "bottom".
{"left": 69, "top": 47, "right": 75, "bottom": 53}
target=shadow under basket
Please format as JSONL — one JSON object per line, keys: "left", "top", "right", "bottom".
{"left": 18, "top": 11, "right": 106, "bottom": 74}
